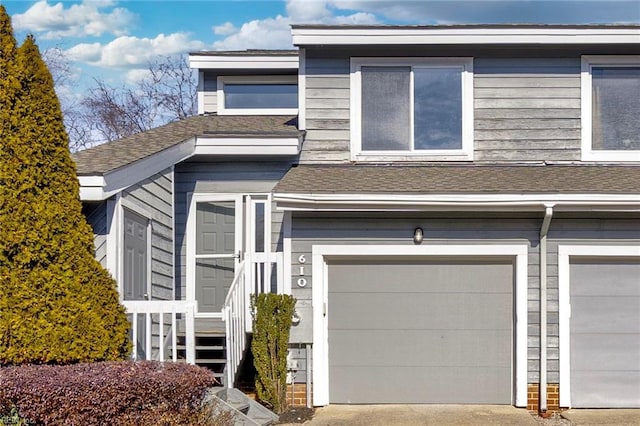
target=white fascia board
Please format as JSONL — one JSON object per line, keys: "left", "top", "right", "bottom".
{"left": 194, "top": 137, "right": 301, "bottom": 156}
{"left": 189, "top": 55, "right": 299, "bottom": 70}
{"left": 78, "top": 137, "right": 196, "bottom": 201}
{"left": 274, "top": 192, "right": 640, "bottom": 212}
{"left": 292, "top": 27, "right": 640, "bottom": 46}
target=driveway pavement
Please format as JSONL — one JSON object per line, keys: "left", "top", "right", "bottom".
{"left": 302, "top": 405, "right": 538, "bottom": 426}
{"left": 561, "top": 409, "right": 640, "bottom": 425}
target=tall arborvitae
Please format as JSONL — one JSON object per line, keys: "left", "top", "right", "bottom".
{"left": 0, "top": 8, "right": 130, "bottom": 364}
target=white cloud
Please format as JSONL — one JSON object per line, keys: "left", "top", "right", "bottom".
{"left": 66, "top": 33, "right": 206, "bottom": 68}
{"left": 213, "top": 0, "right": 378, "bottom": 50}
{"left": 125, "top": 69, "right": 152, "bottom": 85}
{"left": 12, "top": 0, "right": 136, "bottom": 40}
{"left": 213, "top": 22, "right": 238, "bottom": 36}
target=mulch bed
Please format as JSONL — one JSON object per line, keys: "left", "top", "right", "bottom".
{"left": 276, "top": 406, "right": 315, "bottom": 424}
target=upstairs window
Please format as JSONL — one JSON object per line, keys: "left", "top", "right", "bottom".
{"left": 351, "top": 58, "right": 473, "bottom": 161}
{"left": 217, "top": 75, "right": 298, "bottom": 115}
{"left": 581, "top": 56, "right": 640, "bottom": 161}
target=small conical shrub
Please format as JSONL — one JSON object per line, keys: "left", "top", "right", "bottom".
{"left": 251, "top": 293, "right": 296, "bottom": 414}
{"left": 0, "top": 9, "right": 130, "bottom": 364}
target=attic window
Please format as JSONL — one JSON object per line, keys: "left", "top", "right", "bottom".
{"left": 581, "top": 56, "right": 640, "bottom": 161}
{"left": 217, "top": 75, "right": 298, "bottom": 115}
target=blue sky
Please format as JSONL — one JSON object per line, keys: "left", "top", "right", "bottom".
{"left": 3, "top": 1, "right": 640, "bottom": 92}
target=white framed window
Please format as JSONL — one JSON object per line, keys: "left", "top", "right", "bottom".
{"left": 350, "top": 57, "right": 474, "bottom": 161}
{"left": 217, "top": 75, "right": 298, "bottom": 115}
{"left": 581, "top": 56, "right": 640, "bottom": 162}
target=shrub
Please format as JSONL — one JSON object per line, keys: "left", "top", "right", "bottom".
{"left": 251, "top": 293, "right": 296, "bottom": 414}
{"left": 0, "top": 7, "right": 130, "bottom": 364}
{"left": 0, "top": 361, "right": 226, "bottom": 425}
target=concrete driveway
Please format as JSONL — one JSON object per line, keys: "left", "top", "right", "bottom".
{"left": 303, "top": 405, "right": 538, "bottom": 426}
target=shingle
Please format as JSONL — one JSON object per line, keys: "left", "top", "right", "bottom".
{"left": 72, "top": 115, "right": 299, "bottom": 175}
{"left": 274, "top": 165, "right": 640, "bottom": 194}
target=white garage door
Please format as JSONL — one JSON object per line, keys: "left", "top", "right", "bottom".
{"left": 327, "top": 259, "right": 514, "bottom": 404}
{"left": 570, "top": 258, "right": 640, "bottom": 408}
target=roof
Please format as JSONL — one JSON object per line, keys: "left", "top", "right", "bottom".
{"left": 73, "top": 115, "right": 299, "bottom": 176}
{"left": 291, "top": 24, "right": 640, "bottom": 30}
{"left": 189, "top": 49, "right": 298, "bottom": 56}
{"left": 274, "top": 164, "right": 640, "bottom": 194}
{"left": 291, "top": 24, "right": 640, "bottom": 46}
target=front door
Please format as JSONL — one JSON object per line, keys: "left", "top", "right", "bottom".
{"left": 123, "top": 208, "right": 149, "bottom": 359}
{"left": 193, "top": 197, "right": 241, "bottom": 313}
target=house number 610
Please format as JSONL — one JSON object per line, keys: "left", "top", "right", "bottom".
{"left": 297, "top": 254, "right": 307, "bottom": 287}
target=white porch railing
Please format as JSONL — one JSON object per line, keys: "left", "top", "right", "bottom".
{"left": 121, "top": 300, "right": 196, "bottom": 364}
{"left": 121, "top": 251, "right": 284, "bottom": 388}
{"left": 223, "top": 251, "right": 284, "bottom": 387}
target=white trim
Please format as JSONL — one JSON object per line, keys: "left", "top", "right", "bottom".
{"left": 197, "top": 70, "right": 205, "bottom": 115}
{"left": 106, "top": 195, "right": 119, "bottom": 288}
{"left": 557, "top": 244, "right": 640, "bottom": 408}
{"left": 311, "top": 244, "right": 529, "bottom": 407}
{"left": 350, "top": 57, "right": 474, "bottom": 161}
{"left": 189, "top": 54, "right": 298, "bottom": 70}
{"left": 274, "top": 192, "right": 640, "bottom": 212}
{"left": 581, "top": 55, "right": 640, "bottom": 162}
{"left": 216, "top": 75, "right": 298, "bottom": 116}
{"left": 186, "top": 193, "right": 243, "bottom": 316}
{"left": 292, "top": 27, "right": 640, "bottom": 46}
{"left": 298, "top": 48, "right": 306, "bottom": 131}
{"left": 194, "top": 137, "right": 301, "bottom": 156}
{"left": 283, "top": 211, "right": 292, "bottom": 294}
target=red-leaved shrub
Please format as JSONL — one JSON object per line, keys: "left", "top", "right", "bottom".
{"left": 0, "top": 361, "right": 221, "bottom": 425}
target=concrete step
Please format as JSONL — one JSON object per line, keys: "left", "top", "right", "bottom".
{"left": 207, "top": 387, "right": 278, "bottom": 426}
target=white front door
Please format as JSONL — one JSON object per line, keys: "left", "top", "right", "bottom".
{"left": 188, "top": 194, "right": 242, "bottom": 315}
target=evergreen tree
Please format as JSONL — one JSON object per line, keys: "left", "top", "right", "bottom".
{"left": 0, "top": 7, "right": 131, "bottom": 364}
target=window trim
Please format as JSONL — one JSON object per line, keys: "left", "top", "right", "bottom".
{"left": 216, "top": 75, "right": 298, "bottom": 115}
{"left": 350, "top": 57, "right": 474, "bottom": 162}
{"left": 581, "top": 55, "right": 640, "bottom": 162}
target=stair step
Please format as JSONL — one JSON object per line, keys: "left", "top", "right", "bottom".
{"left": 197, "top": 359, "right": 227, "bottom": 364}
{"left": 176, "top": 345, "right": 225, "bottom": 350}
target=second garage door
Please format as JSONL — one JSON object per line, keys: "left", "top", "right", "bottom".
{"left": 328, "top": 259, "right": 514, "bottom": 404}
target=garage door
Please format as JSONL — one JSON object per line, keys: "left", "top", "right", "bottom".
{"left": 328, "top": 259, "right": 513, "bottom": 404}
{"left": 570, "top": 258, "right": 640, "bottom": 408}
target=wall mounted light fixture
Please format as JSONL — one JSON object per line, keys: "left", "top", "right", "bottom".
{"left": 291, "top": 310, "right": 301, "bottom": 326}
{"left": 413, "top": 227, "right": 424, "bottom": 245}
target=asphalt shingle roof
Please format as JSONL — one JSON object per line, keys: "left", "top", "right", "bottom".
{"left": 72, "top": 115, "right": 299, "bottom": 175}
{"left": 274, "top": 165, "right": 640, "bottom": 194}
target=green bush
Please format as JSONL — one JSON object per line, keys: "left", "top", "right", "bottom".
{"left": 251, "top": 293, "right": 296, "bottom": 414}
{"left": 0, "top": 7, "right": 130, "bottom": 364}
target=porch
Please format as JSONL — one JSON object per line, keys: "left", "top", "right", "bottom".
{"left": 121, "top": 251, "right": 284, "bottom": 387}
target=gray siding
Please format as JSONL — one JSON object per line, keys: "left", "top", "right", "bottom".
{"left": 202, "top": 72, "right": 217, "bottom": 114}
{"left": 302, "top": 56, "right": 351, "bottom": 164}
{"left": 174, "top": 161, "right": 292, "bottom": 299}
{"left": 474, "top": 58, "right": 581, "bottom": 162}
{"left": 122, "top": 168, "right": 174, "bottom": 301}
{"left": 83, "top": 201, "right": 108, "bottom": 268}
{"left": 300, "top": 53, "right": 584, "bottom": 164}
{"left": 289, "top": 214, "right": 640, "bottom": 385}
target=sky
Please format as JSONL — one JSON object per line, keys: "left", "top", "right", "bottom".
{"left": 2, "top": 0, "right": 640, "bottom": 96}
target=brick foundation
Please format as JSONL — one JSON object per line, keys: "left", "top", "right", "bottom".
{"left": 286, "top": 383, "right": 311, "bottom": 407}
{"left": 527, "top": 383, "right": 561, "bottom": 413}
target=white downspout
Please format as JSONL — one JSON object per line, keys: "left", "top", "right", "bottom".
{"left": 539, "top": 205, "right": 554, "bottom": 413}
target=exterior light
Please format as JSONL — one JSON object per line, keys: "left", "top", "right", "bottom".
{"left": 413, "top": 227, "right": 424, "bottom": 245}
{"left": 291, "top": 311, "right": 301, "bottom": 326}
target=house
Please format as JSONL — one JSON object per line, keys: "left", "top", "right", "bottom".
{"left": 73, "top": 25, "right": 640, "bottom": 411}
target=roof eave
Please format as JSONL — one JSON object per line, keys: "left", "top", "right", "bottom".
{"left": 291, "top": 26, "right": 640, "bottom": 46}
{"left": 274, "top": 192, "right": 640, "bottom": 212}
